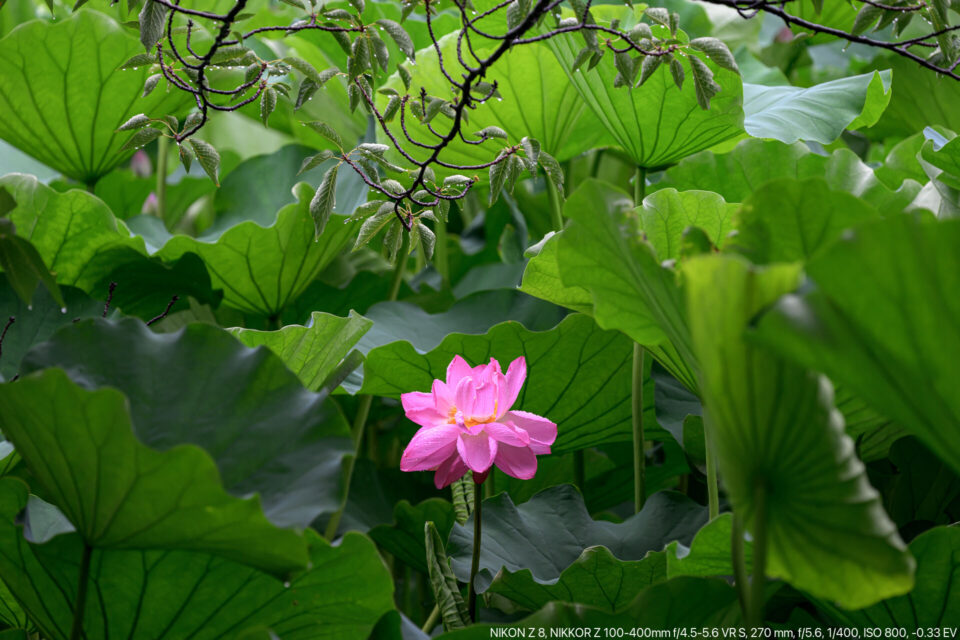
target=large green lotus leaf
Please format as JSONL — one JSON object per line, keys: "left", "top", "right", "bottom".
{"left": 440, "top": 602, "right": 634, "bottom": 638}
{"left": 730, "top": 177, "right": 880, "bottom": 264}
{"left": 638, "top": 189, "right": 736, "bottom": 261}
{"left": 751, "top": 215, "right": 960, "bottom": 475}
{"left": 0, "top": 276, "right": 102, "bottom": 382}
{"left": 0, "top": 174, "right": 146, "bottom": 290}
{"left": 346, "top": 288, "right": 565, "bottom": 388}
{"left": 484, "top": 546, "right": 667, "bottom": 614}
{"left": 0, "top": 370, "right": 308, "bottom": 575}
{"left": 0, "top": 0, "right": 37, "bottom": 39}
{"left": 369, "top": 498, "right": 456, "bottom": 574}
{"left": 0, "top": 175, "right": 222, "bottom": 319}
{"left": 484, "top": 441, "right": 687, "bottom": 515}
{"left": 663, "top": 139, "right": 921, "bottom": 215}
{"left": 619, "top": 576, "right": 741, "bottom": 627}
{"left": 874, "top": 133, "right": 929, "bottom": 190}
{"left": 741, "top": 71, "right": 892, "bottom": 144}
{"left": 90, "top": 248, "right": 223, "bottom": 320}
{"left": 867, "top": 55, "right": 960, "bottom": 140}
{"left": 683, "top": 255, "right": 913, "bottom": 609}
{"left": 791, "top": 0, "right": 858, "bottom": 35}
{"left": 548, "top": 33, "right": 744, "bottom": 168}
{"left": 93, "top": 169, "right": 213, "bottom": 222}
{"left": 437, "top": 577, "right": 740, "bottom": 637}
{"left": 838, "top": 385, "right": 905, "bottom": 463}
{"left": 520, "top": 232, "right": 594, "bottom": 315}
{"left": 555, "top": 179, "right": 698, "bottom": 392}
{"left": 211, "top": 145, "right": 368, "bottom": 232}
{"left": 870, "top": 437, "right": 960, "bottom": 532}
{"left": 337, "top": 290, "right": 561, "bottom": 394}
{"left": 446, "top": 485, "right": 707, "bottom": 592}
{"left": 230, "top": 311, "right": 372, "bottom": 392}
{"left": 20, "top": 318, "right": 353, "bottom": 529}
{"left": 0, "top": 479, "right": 394, "bottom": 640}
{"left": 379, "top": 33, "right": 612, "bottom": 172}
{"left": 158, "top": 182, "right": 360, "bottom": 316}
{"left": 820, "top": 526, "right": 960, "bottom": 629}
{"left": 920, "top": 129, "right": 960, "bottom": 191}
{"left": 0, "top": 10, "right": 189, "bottom": 184}
{"left": 359, "top": 313, "right": 662, "bottom": 453}
{"left": 666, "top": 513, "right": 751, "bottom": 579}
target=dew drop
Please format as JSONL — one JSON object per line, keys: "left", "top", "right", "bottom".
{"left": 27, "top": 305, "right": 33, "bottom": 311}
{"left": 283, "top": 581, "right": 291, "bottom": 588}
{"left": 60, "top": 307, "right": 67, "bottom": 314}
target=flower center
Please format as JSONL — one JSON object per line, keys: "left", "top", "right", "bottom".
{"left": 448, "top": 405, "right": 495, "bottom": 428}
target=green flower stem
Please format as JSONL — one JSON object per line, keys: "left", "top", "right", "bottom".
{"left": 731, "top": 511, "right": 749, "bottom": 619}
{"left": 705, "top": 414, "right": 720, "bottom": 521}
{"left": 435, "top": 214, "right": 450, "bottom": 289}
{"left": 323, "top": 394, "right": 372, "bottom": 540}
{"left": 707, "top": 452, "right": 720, "bottom": 520}
{"left": 590, "top": 149, "right": 604, "bottom": 178}
{"left": 748, "top": 487, "right": 769, "bottom": 629}
{"left": 634, "top": 166, "right": 646, "bottom": 207}
{"left": 70, "top": 544, "right": 92, "bottom": 640}
{"left": 325, "top": 239, "right": 408, "bottom": 540}
{"left": 632, "top": 343, "right": 647, "bottom": 512}
{"left": 421, "top": 604, "right": 440, "bottom": 633}
{"left": 414, "top": 239, "right": 426, "bottom": 275}
{"left": 632, "top": 166, "right": 648, "bottom": 514}
{"left": 546, "top": 176, "right": 563, "bottom": 232}
{"left": 156, "top": 134, "right": 168, "bottom": 222}
{"left": 467, "top": 479, "right": 483, "bottom": 622}
{"left": 387, "top": 232, "right": 410, "bottom": 302}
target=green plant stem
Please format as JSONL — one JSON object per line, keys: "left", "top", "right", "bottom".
{"left": 632, "top": 343, "right": 647, "bottom": 512}
{"left": 546, "top": 176, "right": 563, "bottom": 232}
{"left": 323, "top": 394, "right": 373, "bottom": 540}
{"left": 156, "top": 134, "right": 168, "bottom": 221}
{"left": 387, "top": 233, "right": 410, "bottom": 302}
{"left": 634, "top": 165, "right": 646, "bottom": 206}
{"left": 421, "top": 604, "right": 440, "bottom": 633}
{"left": 414, "top": 239, "right": 426, "bottom": 274}
{"left": 590, "top": 149, "right": 604, "bottom": 178}
{"left": 460, "top": 192, "right": 476, "bottom": 226}
{"left": 435, "top": 214, "right": 449, "bottom": 288}
{"left": 748, "top": 488, "right": 769, "bottom": 629}
{"left": 467, "top": 479, "right": 483, "bottom": 622}
{"left": 731, "top": 511, "right": 749, "bottom": 621}
{"left": 70, "top": 544, "right": 92, "bottom": 640}
{"left": 703, "top": 412, "right": 720, "bottom": 521}
{"left": 706, "top": 444, "right": 720, "bottom": 521}
{"left": 631, "top": 167, "right": 648, "bottom": 514}
{"left": 325, "top": 244, "right": 407, "bottom": 540}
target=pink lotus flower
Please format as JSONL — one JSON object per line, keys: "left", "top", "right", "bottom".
{"left": 400, "top": 356, "right": 557, "bottom": 489}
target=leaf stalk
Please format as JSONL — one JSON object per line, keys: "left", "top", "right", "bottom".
{"left": 467, "top": 479, "right": 483, "bottom": 621}
{"left": 632, "top": 342, "right": 647, "bottom": 512}
{"left": 70, "top": 544, "right": 93, "bottom": 640}
{"left": 325, "top": 241, "right": 407, "bottom": 540}
{"left": 632, "top": 166, "right": 647, "bottom": 514}
{"left": 156, "top": 134, "right": 169, "bottom": 222}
